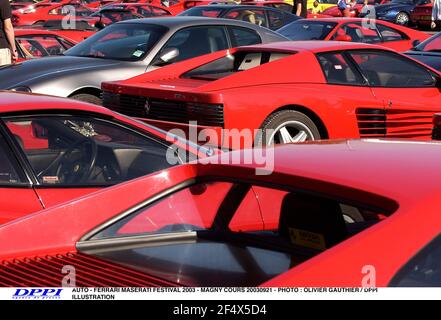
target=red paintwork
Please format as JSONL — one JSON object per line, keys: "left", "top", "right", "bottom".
{"left": 0, "top": 140, "right": 440, "bottom": 287}
{"left": 301, "top": 18, "right": 429, "bottom": 51}
{"left": 410, "top": 3, "right": 433, "bottom": 28}
{"left": 322, "top": 3, "right": 360, "bottom": 17}
{"left": 0, "top": 91, "right": 210, "bottom": 224}
{"left": 322, "top": 0, "right": 391, "bottom": 17}
{"left": 84, "top": 0, "right": 120, "bottom": 9}
{"left": 102, "top": 41, "right": 441, "bottom": 149}
{"left": 16, "top": 23, "right": 96, "bottom": 42}
{"left": 15, "top": 29, "right": 79, "bottom": 60}
{"left": 12, "top": 1, "right": 95, "bottom": 26}
{"left": 101, "top": 3, "right": 173, "bottom": 15}
{"left": 121, "top": 0, "right": 221, "bottom": 15}
{"left": 7, "top": 122, "right": 49, "bottom": 149}
{"left": 308, "top": 12, "right": 333, "bottom": 18}
{"left": 119, "top": 0, "right": 184, "bottom": 15}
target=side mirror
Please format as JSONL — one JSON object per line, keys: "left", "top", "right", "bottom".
{"left": 153, "top": 47, "right": 179, "bottom": 66}
{"left": 334, "top": 35, "right": 352, "bottom": 42}
{"left": 95, "top": 21, "right": 106, "bottom": 30}
{"left": 412, "top": 39, "right": 420, "bottom": 49}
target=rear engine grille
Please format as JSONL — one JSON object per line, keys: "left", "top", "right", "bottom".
{"left": 0, "top": 253, "right": 178, "bottom": 287}
{"left": 356, "top": 108, "right": 434, "bottom": 139}
{"left": 103, "top": 91, "right": 224, "bottom": 127}
{"left": 103, "top": 91, "right": 147, "bottom": 118}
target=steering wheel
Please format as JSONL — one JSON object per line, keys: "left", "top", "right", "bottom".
{"left": 38, "top": 138, "right": 98, "bottom": 184}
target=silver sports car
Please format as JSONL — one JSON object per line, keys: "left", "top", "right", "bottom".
{"left": 0, "top": 17, "right": 286, "bottom": 104}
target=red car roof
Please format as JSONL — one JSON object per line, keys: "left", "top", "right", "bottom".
{"left": 241, "top": 40, "right": 395, "bottom": 53}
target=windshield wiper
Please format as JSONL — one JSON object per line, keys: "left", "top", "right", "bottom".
{"left": 426, "top": 49, "right": 441, "bottom": 53}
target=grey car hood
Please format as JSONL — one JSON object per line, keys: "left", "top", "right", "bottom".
{"left": 0, "top": 56, "right": 128, "bottom": 89}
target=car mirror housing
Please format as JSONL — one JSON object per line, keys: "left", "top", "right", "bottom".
{"left": 95, "top": 21, "right": 106, "bottom": 30}
{"left": 412, "top": 39, "right": 421, "bottom": 49}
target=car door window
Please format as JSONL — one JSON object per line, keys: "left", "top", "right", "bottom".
{"left": 159, "top": 26, "right": 228, "bottom": 64}
{"left": 390, "top": 234, "right": 441, "bottom": 287}
{"left": 267, "top": 9, "right": 285, "bottom": 30}
{"left": 317, "top": 52, "right": 366, "bottom": 85}
{"left": 228, "top": 26, "right": 262, "bottom": 47}
{"left": 350, "top": 51, "right": 437, "bottom": 87}
{"left": 4, "top": 116, "right": 176, "bottom": 186}
{"left": 85, "top": 181, "right": 387, "bottom": 287}
{"left": 16, "top": 35, "right": 69, "bottom": 57}
{"left": 376, "top": 24, "right": 405, "bottom": 42}
{"left": 0, "top": 135, "right": 24, "bottom": 184}
{"left": 225, "top": 9, "right": 267, "bottom": 27}
{"left": 332, "top": 23, "right": 381, "bottom": 44}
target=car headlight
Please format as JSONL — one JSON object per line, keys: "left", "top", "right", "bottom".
{"left": 9, "top": 86, "right": 32, "bottom": 93}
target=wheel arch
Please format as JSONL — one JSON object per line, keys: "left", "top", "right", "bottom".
{"left": 265, "top": 105, "right": 329, "bottom": 139}
{"left": 68, "top": 87, "right": 102, "bottom": 99}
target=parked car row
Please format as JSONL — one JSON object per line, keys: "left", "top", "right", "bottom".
{"left": 2, "top": 0, "right": 441, "bottom": 289}
{"left": 1, "top": 94, "right": 441, "bottom": 287}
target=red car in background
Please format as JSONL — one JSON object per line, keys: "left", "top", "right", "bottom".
{"left": 0, "top": 92, "right": 212, "bottom": 225}
{"left": 101, "top": 3, "right": 173, "bottom": 15}
{"left": 121, "top": 0, "right": 188, "bottom": 14}
{"left": 11, "top": 2, "right": 35, "bottom": 12}
{"left": 12, "top": 1, "right": 95, "bottom": 26}
{"left": 278, "top": 18, "right": 429, "bottom": 51}
{"left": 102, "top": 41, "right": 441, "bottom": 149}
{"left": 15, "top": 29, "right": 77, "bottom": 61}
{"left": 410, "top": 2, "right": 434, "bottom": 29}
{"left": 0, "top": 140, "right": 440, "bottom": 287}
{"left": 16, "top": 19, "right": 97, "bottom": 42}
{"left": 322, "top": 0, "right": 390, "bottom": 17}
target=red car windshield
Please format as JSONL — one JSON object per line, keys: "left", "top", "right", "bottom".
{"left": 178, "top": 7, "right": 224, "bottom": 17}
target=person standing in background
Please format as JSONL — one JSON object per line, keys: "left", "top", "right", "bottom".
{"left": 432, "top": 0, "right": 441, "bottom": 29}
{"left": 337, "top": 0, "right": 350, "bottom": 17}
{"left": 311, "top": 1, "right": 322, "bottom": 14}
{"left": 0, "top": 0, "right": 17, "bottom": 66}
{"left": 293, "top": 0, "right": 308, "bottom": 18}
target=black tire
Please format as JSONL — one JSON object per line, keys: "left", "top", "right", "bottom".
{"left": 395, "top": 12, "right": 409, "bottom": 26}
{"left": 70, "top": 93, "right": 102, "bottom": 105}
{"left": 254, "top": 110, "right": 321, "bottom": 147}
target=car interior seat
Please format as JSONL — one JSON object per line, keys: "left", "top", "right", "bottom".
{"left": 278, "top": 193, "right": 348, "bottom": 251}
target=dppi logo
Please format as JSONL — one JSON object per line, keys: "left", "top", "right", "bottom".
{"left": 13, "top": 288, "right": 63, "bottom": 300}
